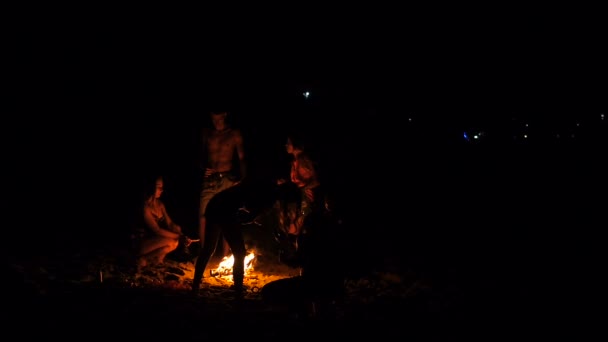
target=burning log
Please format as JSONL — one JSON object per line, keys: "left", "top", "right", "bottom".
{"left": 210, "top": 252, "right": 256, "bottom": 278}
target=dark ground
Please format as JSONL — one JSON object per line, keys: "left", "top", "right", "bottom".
{"left": 6, "top": 124, "right": 605, "bottom": 338}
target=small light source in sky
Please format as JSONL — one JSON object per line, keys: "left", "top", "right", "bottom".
{"left": 600, "top": 113, "right": 604, "bottom": 120}
{"left": 303, "top": 91, "right": 310, "bottom": 99}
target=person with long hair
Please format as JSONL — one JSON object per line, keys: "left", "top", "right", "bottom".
{"left": 264, "top": 132, "right": 345, "bottom": 318}
{"left": 134, "top": 175, "right": 192, "bottom": 267}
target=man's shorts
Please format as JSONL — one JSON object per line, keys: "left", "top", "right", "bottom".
{"left": 199, "top": 172, "right": 238, "bottom": 217}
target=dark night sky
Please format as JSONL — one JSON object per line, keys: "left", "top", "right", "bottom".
{"left": 6, "top": 12, "right": 606, "bottom": 274}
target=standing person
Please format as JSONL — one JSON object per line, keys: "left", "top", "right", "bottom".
{"left": 198, "top": 109, "right": 247, "bottom": 258}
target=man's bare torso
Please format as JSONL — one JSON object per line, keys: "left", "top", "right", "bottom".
{"left": 206, "top": 128, "right": 239, "bottom": 173}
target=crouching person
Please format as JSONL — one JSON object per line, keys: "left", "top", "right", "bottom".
{"left": 134, "top": 175, "right": 193, "bottom": 268}
{"left": 192, "top": 178, "right": 277, "bottom": 295}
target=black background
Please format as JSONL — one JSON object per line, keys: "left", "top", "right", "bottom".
{"left": 6, "top": 11, "right": 606, "bottom": 293}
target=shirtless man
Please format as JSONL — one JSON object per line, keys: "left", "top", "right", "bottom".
{"left": 198, "top": 110, "right": 247, "bottom": 257}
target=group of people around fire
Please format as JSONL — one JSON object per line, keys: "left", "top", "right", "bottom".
{"left": 131, "top": 109, "right": 344, "bottom": 317}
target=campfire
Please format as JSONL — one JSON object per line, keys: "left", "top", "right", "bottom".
{"left": 210, "top": 251, "right": 256, "bottom": 280}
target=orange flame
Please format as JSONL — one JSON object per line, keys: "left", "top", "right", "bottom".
{"left": 212, "top": 251, "right": 256, "bottom": 281}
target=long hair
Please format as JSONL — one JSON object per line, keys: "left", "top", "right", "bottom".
{"left": 275, "top": 129, "right": 324, "bottom": 234}
{"left": 141, "top": 174, "right": 162, "bottom": 203}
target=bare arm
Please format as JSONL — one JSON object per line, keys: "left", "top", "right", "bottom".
{"left": 143, "top": 205, "right": 180, "bottom": 239}
{"left": 160, "top": 203, "right": 182, "bottom": 234}
{"left": 234, "top": 129, "right": 247, "bottom": 180}
{"left": 199, "top": 127, "right": 210, "bottom": 171}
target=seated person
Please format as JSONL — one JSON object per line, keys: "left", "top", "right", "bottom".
{"left": 133, "top": 175, "right": 192, "bottom": 267}
{"left": 263, "top": 136, "right": 345, "bottom": 317}
{"left": 274, "top": 132, "right": 317, "bottom": 255}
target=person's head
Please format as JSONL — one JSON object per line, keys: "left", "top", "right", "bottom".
{"left": 143, "top": 175, "right": 164, "bottom": 201}
{"left": 210, "top": 111, "right": 228, "bottom": 131}
{"left": 285, "top": 131, "right": 307, "bottom": 155}
{"left": 153, "top": 176, "right": 164, "bottom": 199}
{"left": 294, "top": 151, "right": 319, "bottom": 186}
{"left": 285, "top": 137, "right": 297, "bottom": 155}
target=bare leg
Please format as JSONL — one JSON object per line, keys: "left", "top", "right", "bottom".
{"left": 232, "top": 252, "right": 245, "bottom": 293}
{"left": 223, "top": 222, "right": 247, "bottom": 293}
{"left": 204, "top": 219, "right": 230, "bottom": 258}
{"left": 138, "top": 237, "right": 178, "bottom": 266}
{"left": 222, "top": 237, "right": 231, "bottom": 257}
{"left": 139, "top": 236, "right": 177, "bottom": 256}
{"left": 200, "top": 216, "right": 232, "bottom": 258}
{"left": 198, "top": 216, "right": 206, "bottom": 247}
{"left": 192, "top": 221, "right": 222, "bottom": 293}
{"left": 144, "top": 244, "right": 176, "bottom": 265}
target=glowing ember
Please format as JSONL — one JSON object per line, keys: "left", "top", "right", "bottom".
{"left": 211, "top": 252, "right": 256, "bottom": 280}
